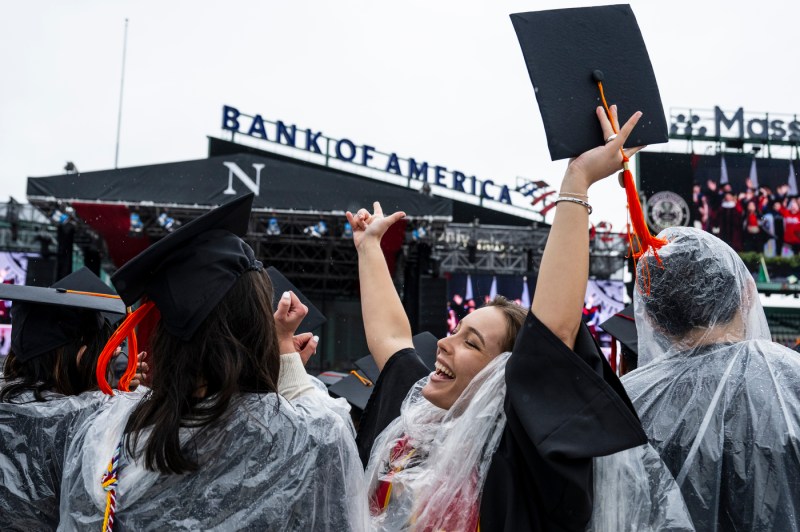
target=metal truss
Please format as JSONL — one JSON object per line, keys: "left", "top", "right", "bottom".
{"left": 18, "top": 199, "right": 630, "bottom": 295}
{"left": 435, "top": 223, "right": 549, "bottom": 275}
{"left": 0, "top": 203, "right": 57, "bottom": 254}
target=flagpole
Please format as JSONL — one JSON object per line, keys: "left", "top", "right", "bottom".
{"left": 114, "top": 18, "right": 129, "bottom": 169}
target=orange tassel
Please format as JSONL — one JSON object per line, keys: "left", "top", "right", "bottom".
{"left": 621, "top": 157, "right": 667, "bottom": 259}
{"left": 118, "top": 329, "right": 139, "bottom": 392}
{"left": 96, "top": 301, "right": 156, "bottom": 395}
{"left": 596, "top": 80, "right": 667, "bottom": 292}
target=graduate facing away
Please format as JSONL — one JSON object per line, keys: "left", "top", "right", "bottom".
{"left": 623, "top": 227, "right": 800, "bottom": 530}
{"left": 0, "top": 268, "right": 134, "bottom": 531}
{"left": 58, "top": 194, "right": 368, "bottom": 531}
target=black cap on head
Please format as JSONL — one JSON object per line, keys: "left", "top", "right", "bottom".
{"left": 0, "top": 267, "right": 126, "bottom": 362}
{"left": 266, "top": 266, "right": 326, "bottom": 333}
{"left": 328, "top": 373, "right": 373, "bottom": 411}
{"left": 599, "top": 304, "right": 637, "bottom": 355}
{"left": 111, "top": 194, "right": 262, "bottom": 341}
{"left": 510, "top": 4, "right": 668, "bottom": 160}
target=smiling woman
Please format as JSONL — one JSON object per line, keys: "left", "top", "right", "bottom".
{"left": 423, "top": 300, "right": 525, "bottom": 410}
{"left": 347, "top": 107, "right": 691, "bottom": 532}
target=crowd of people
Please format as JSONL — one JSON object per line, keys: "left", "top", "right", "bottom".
{"left": 692, "top": 179, "right": 800, "bottom": 255}
{"left": 1, "top": 108, "right": 799, "bottom": 532}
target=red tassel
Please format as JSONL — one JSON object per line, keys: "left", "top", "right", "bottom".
{"left": 596, "top": 80, "right": 667, "bottom": 294}
{"left": 118, "top": 329, "right": 139, "bottom": 392}
{"left": 621, "top": 159, "right": 667, "bottom": 259}
{"left": 96, "top": 301, "right": 156, "bottom": 395}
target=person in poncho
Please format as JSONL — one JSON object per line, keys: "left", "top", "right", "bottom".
{"left": 0, "top": 268, "right": 135, "bottom": 531}
{"left": 58, "top": 194, "right": 368, "bottom": 531}
{"left": 623, "top": 227, "right": 800, "bottom": 531}
{"left": 350, "top": 108, "right": 694, "bottom": 531}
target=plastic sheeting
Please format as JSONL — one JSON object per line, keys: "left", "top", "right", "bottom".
{"left": 58, "top": 381, "right": 368, "bottom": 531}
{"left": 624, "top": 227, "right": 800, "bottom": 530}
{"left": 366, "top": 352, "right": 693, "bottom": 531}
{"left": 366, "top": 353, "right": 510, "bottom": 532}
{"left": 0, "top": 391, "right": 107, "bottom": 531}
{"left": 588, "top": 444, "right": 694, "bottom": 532}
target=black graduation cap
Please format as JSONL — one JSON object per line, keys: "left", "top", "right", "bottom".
{"left": 599, "top": 304, "right": 637, "bottom": 355}
{"left": 411, "top": 331, "right": 438, "bottom": 370}
{"left": 266, "top": 266, "right": 326, "bottom": 333}
{"left": 329, "top": 373, "right": 373, "bottom": 411}
{"left": 111, "top": 194, "right": 261, "bottom": 341}
{"left": 337, "top": 332, "right": 440, "bottom": 409}
{"left": 0, "top": 267, "right": 126, "bottom": 362}
{"left": 510, "top": 4, "right": 668, "bottom": 160}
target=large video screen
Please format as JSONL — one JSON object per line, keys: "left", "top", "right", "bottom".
{"left": 640, "top": 152, "right": 799, "bottom": 254}
{"left": 0, "top": 252, "right": 37, "bottom": 357}
{"left": 639, "top": 152, "right": 800, "bottom": 283}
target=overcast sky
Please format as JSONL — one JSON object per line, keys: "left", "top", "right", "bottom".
{"left": 1, "top": 0, "right": 797, "bottom": 229}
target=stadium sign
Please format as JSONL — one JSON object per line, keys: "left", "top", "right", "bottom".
{"left": 670, "top": 107, "right": 800, "bottom": 143}
{"left": 221, "top": 105, "right": 513, "bottom": 205}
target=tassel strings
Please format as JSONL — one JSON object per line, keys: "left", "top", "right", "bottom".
{"left": 96, "top": 301, "right": 156, "bottom": 395}
{"left": 596, "top": 80, "right": 667, "bottom": 293}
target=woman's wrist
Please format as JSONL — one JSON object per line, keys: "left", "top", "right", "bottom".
{"left": 561, "top": 168, "right": 592, "bottom": 195}
{"left": 356, "top": 237, "right": 383, "bottom": 254}
{"left": 278, "top": 337, "right": 295, "bottom": 355}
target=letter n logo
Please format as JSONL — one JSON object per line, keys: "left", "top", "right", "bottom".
{"left": 222, "top": 162, "right": 264, "bottom": 196}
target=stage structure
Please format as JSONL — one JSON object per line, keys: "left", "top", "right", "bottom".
{"left": 25, "top": 111, "right": 631, "bottom": 369}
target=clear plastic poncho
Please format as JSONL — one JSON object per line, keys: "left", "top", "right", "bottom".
{"left": 365, "top": 353, "right": 511, "bottom": 531}
{"left": 58, "top": 380, "right": 368, "bottom": 531}
{"left": 623, "top": 226, "right": 800, "bottom": 531}
{"left": 0, "top": 390, "right": 107, "bottom": 531}
{"left": 366, "top": 351, "right": 694, "bottom": 531}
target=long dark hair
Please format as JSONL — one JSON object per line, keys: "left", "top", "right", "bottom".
{"left": 124, "top": 269, "right": 281, "bottom": 474}
{"left": 0, "top": 318, "right": 113, "bottom": 403}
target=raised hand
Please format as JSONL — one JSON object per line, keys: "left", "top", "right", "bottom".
{"left": 273, "top": 290, "right": 309, "bottom": 355}
{"left": 346, "top": 201, "right": 406, "bottom": 250}
{"left": 289, "top": 332, "right": 320, "bottom": 365}
{"left": 565, "top": 105, "right": 644, "bottom": 190}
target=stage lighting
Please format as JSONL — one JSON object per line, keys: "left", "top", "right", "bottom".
{"left": 129, "top": 213, "right": 143, "bottom": 233}
{"left": 51, "top": 210, "right": 69, "bottom": 225}
{"left": 342, "top": 222, "right": 353, "bottom": 239}
{"left": 266, "top": 217, "right": 281, "bottom": 236}
{"left": 157, "top": 212, "right": 176, "bottom": 232}
{"left": 412, "top": 225, "right": 428, "bottom": 241}
{"left": 51, "top": 205, "right": 73, "bottom": 225}
{"left": 303, "top": 221, "right": 328, "bottom": 238}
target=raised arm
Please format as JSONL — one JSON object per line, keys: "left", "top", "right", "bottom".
{"left": 346, "top": 202, "right": 413, "bottom": 371}
{"left": 532, "top": 106, "right": 643, "bottom": 348}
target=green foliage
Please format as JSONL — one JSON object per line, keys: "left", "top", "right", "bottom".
{"left": 738, "top": 252, "right": 800, "bottom": 272}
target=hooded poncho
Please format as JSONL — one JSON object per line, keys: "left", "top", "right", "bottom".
{"left": 0, "top": 390, "right": 107, "bottom": 531}
{"left": 365, "top": 338, "right": 694, "bottom": 531}
{"left": 623, "top": 227, "right": 800, "bottom": 531}
{"left": 58, "top": 380, "right": 368, "bottom": 531}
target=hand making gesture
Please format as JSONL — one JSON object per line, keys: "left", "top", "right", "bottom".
{"left": 565, "top": 105, "right": 644, "bottom": 190}
{"left": 346, "top": 201, "right": 406, "bottom": 250}
{"left": 273, "top": 290, "right": 319, "bottom": 365}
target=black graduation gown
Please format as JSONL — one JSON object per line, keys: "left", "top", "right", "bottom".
{"left": 357, "top": 311, "right": 647, "bottom": 531}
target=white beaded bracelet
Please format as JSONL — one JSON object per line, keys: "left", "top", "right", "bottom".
{"left": 554, "top": 196, "right": 593, "bottom": 214}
